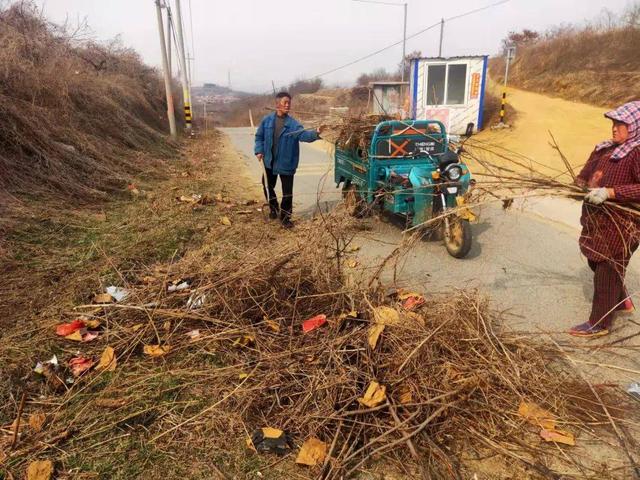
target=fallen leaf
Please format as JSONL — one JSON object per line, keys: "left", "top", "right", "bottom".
{"left": 302, "top": 314, "right": 327, "bottom": 333}
{"left": 68, "top": 357, "right": 94, "bottom": 376}
{"left": 367, "top": 323, "right": 385, "bottom": 349}
{"left": 518, "top": 401, "right": 556, "bottom": 430}
{"left": 26, "top": 459, "right": 53, "bottom": 480}
{"left": 131, "top": 323, "right": 144, "bottom": 332}
{"left": 358, "top": 381, "right": 387, "bottom": 408}
{"left": 264, "top": 319, "right": 280, "bottom": 333}
{"left": 397, "top": 291, "right": 422, "bottom": 300}
{"left": 398, "top": 384, "right": 413, "bottom": 405}
{"left": 84, "top": 318, "right": 101, "bottom": 328}
{"left": 143, "top": 345, "right": 171, "bottom": 357}
{"left": 239, "top": 373, "right": 249, "bottom": 380}
{"left": 214, "top": 193, "right": 224, "bottom": 202}
{"left": 82, "top": 331, "right": 99, "bottom": 342}
{"left": 296, "top": 437, "right": 327, "bottom": 466}
{"left": 64, "top": 330, "right": 84, "bottom": 342}
{"left": 220, "top": 216, "right": 232, "bottom": 226}
{"left": 346, "top": 259, "right": 358, "bottom": 268}
{"left": 55, "top": 319, "right": 86, "bottom": 336}
{"left": 232, "top": 335, "right": 255, "bottom": 348}
{"left": 246, "top": 435, "right": 257, "bottom": 453}
{"left": 28, "top": 412, "right": 46, "bottom": 432}
{"left": 93, "top": 293, "right": 114, "bottom": 304}
{"left": 372, "top": 306, "right": 400, "bottom": 326}
{"left": 540, "top": 428, "right": 575, "bottom": 446}
{"left": 97, "top": 346, "right": 117, "bottom": 371}
{"left": 346, "top": 245, "right": 360, "bottom": 252}
{"left": 404, "top": 311, "right": 426, "bottom": 326}
{"left": 338, "top": 310, "right": 358, "bottom": 323}
{"left": 163, "top": 320, "right": 171, "bottom": 332}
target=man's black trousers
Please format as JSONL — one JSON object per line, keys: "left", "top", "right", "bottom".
{"left": 262, "top": 167, "right": 294, "bottom": 220}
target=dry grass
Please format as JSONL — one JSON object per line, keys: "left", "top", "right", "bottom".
{"left": 0, "top": 2, "right": 181, "bottom": 219}
{"left": 1, "top": 131, "right": 639, "bottom": 479}
{"left": 489, "top": 25, "right": 640, "bottom": 108}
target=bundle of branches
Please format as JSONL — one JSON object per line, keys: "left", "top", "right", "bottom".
{"left": 0, "top": 2, "right": 181, "bottom": 213}
{"left": 321, "top": 114, "right": 393, "bottom": 153}
{"left": 1, "top": 207, "right": 638, "bottom": 479}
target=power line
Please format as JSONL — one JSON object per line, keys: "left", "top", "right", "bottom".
{"left": 255, "top": 0, "right": 511, "bottom": 94}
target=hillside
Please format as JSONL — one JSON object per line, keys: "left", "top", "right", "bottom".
{"left": 0, "top": 3, "right": 181, "bottom": 218}
{"left": 489, "top": 23, "right": 640, "bottom": 108}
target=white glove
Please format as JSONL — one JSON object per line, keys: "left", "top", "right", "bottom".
{"left": 585, "top": 187, "right": 609, "bottom": 205}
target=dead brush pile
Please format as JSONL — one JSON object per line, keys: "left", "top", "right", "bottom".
{"left": 321, "top": 114, "right": 393, "bottom": 153}
{"left": 0, "top": 2, "right": 180, "bottom": 214}
{"left": 1, "top": 207, "right": 638, "bottom": 478}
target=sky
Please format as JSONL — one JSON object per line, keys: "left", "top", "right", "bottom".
{"left": 33, "top": 0, "right": 632, "bottom": 93}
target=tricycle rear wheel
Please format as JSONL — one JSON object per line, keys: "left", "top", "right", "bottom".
{"left": 443, "top": 217, "right": 472, "bottom": 258}
{"left": 343, "top": 183, "right": 366, "bottom": 218}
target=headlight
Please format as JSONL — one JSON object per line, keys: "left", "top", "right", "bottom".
{"left": 446, "top": 166, "right": 462, "bottom": 181}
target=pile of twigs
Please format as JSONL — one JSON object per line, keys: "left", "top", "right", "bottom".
{"left": 2, "top": 205, "right": 638, "bottom": 479}
{"left": 320, "top": 114, "right": 393, "bottom": 152}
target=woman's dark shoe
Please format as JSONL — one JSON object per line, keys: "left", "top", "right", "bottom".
{"left": 281, "top": 217, "right": 294, "bottom": 229}
{"left": 568, "top": 322, "right": 609, "bottom": 338}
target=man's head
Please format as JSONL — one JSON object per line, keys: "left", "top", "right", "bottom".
{"left": 275, "top": 92, "right": 291, "bottom": 117}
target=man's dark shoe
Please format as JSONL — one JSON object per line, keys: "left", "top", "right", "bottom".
{"left": 269, "top": 209, "right": 278, "bottom": 220}
{"left": 281, "top": 217, "right": 294, "bottom": 229}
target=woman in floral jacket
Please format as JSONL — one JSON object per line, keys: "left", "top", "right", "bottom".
{"left": 570, "top": 101, "right": 640, "bottom": 337}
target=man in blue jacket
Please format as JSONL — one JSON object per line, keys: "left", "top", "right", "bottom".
{"left": 254, "top": 92, "right": 322, "bottom": 228}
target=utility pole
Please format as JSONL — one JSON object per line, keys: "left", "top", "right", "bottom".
{"left": 401, "top": 3, "right": 407, "bottom": 81}
{"left": 438, "top": 18, "right": 444, "bottom": 57}
{"left": 166, "top": 6, "right": 172, "bottom": 78}
{"left": 155, "top": 0, "right": 177, "bottom": 138}
{"left": 500, "top": 45, "right": 516, "bottom": 124}
{"left": 174, "top": 0, "right": 193, "bottom": 132}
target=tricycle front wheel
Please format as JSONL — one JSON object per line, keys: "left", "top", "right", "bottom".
{"left": 443, "top": 217, "right": 472, "bottom": 258}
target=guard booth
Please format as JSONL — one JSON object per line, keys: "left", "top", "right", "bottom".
{"left": 409, "top": 56, "right": 488, "bottom": 135}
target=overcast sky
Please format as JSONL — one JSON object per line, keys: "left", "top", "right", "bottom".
{"left": 35, "top": 0, "right": 631, "bottom": 92}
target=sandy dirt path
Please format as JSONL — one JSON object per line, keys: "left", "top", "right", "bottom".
{"left": 477, "top": 85, "right": 612, "bottom": 174}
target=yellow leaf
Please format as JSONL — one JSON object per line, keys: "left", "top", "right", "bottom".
{"left": 540, "top": 428, "right": 575, "bottom": 446}
{"left": 64, "top": 330, "right": 83, "bottom": 342}
{"left": 220, "top": 216, "right": 232, "bottom": 226}
{"left": 214, "top": 193, "right": 224, "bottom": 202}
{"left": 232, "top": 335, "right": 255, "bottom": 347}
{"left": 398, "top": 385, "right": 412, "bottom": 405}
{"left": 518, "top": 401, "right": 556, "bottom": 430}
{"left": 84, "top": 318, "right": 101, "bottom": 328}
{"left": 239, "top": 373, "right": 249, "bottom": 380}
{"left": 131, "top": 323, "right": 144, "bottom": 332}
{"left": 93, "top": 293, "right": 113, "bottom": 304}
{"left": 346, "top": 245, "right": 360, "bottom": 252}
{"left": 26, "top": 460, "right": 53, "bottom": 480}
{"left": 246, "top": 435, "right": 257, "bottom": 453}
{"left": 264, "top": 319, "right": 280, "bottom": 332}
{"left": 163, "top": 320, "right": 171, "bottom": 332}
{"left": 143, "top": 345, "right": 171, "bottom": 357}
{"left": 97, "top": 346, "right": 117, "bottom": 371}
{"left": 358, "top": 381, "right": 387, "bottom": 408}
{"left": 296, "top": 437, "right": 327, "bottom": 466}
{"left": 367, "top": 323, "right": 385, "bottom": 349}
{"left": 261, "top": 427, "right": 283, "bottom": 439}
{"left": 28, "top": 412, "right": 46, "bottom": 432}
{"left": 372, "top": 306, "right": 400, "bottom": 326}
{"left": 405, "top": 311, "right": 425, "bottom": 326}
{"left": 346, "top": 259, "right": 358, "bottom": 268}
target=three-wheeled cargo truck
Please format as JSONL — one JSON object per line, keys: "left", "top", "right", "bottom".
{"left": 334, "top": 119, "right": 474, "bottom": 258}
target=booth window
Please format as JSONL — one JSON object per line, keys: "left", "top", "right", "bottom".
{"left": 425, "top": 63, "right": 468, "bottom": 106}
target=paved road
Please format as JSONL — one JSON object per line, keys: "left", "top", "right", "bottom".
{"left": 221, "top": 127, "right": 341, "bottom": 216}
{"left": 222, "top": 127, "right": 640, "bottom": 339}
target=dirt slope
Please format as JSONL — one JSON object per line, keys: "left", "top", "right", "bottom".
{"left": 475, "top": 85, "right": 612, "bottom": 175}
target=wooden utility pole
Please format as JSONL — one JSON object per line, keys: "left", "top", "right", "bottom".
{"left": 155, "top": 0, "right": 177, "bottom": 138}
{"left": 174, "top": 0, "right": 193, "bottom": 132}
